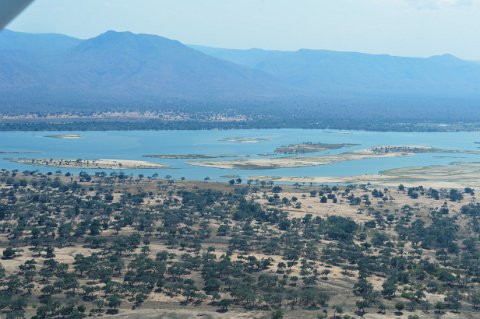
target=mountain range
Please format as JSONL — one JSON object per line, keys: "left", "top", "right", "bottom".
{"left": 1, "top": 29, "right": 480, "bottom": 119}
{"left": 191, "top": 45, "right": 480, "bottom": 96}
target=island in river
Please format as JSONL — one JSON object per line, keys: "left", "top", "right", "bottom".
{"left": 219, "top": 137, "right": 270, "bottom": 143}
{"left": 9, "top": 158, "right": 169, "bottom": 170}
{"left": 45, "top": 134, "right": 81, "bottom": 139}
{"left": 274, "top": 142, "right": 358, "bottom": 154}
{"left": 187, "top": 145, "right": 444, "bottom": 170}
{"left": 144, "top": 154, "right": 236, "bottom": 159}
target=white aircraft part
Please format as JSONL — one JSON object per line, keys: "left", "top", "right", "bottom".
{"left": 0, "top": 0, "right": 34, "bottom": 29}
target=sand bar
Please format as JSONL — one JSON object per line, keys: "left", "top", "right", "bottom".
{"left": 220, "top": 137, "right": 270, "bottom": 143}
{"left": 45, "top": 134, "right": 81, "bottom": 139}
{"left": 274, "top": 142, "right": 358, "bottom": 154}
{"left": 9, "top": 158, "right": 170, "bottom": 170}
{"left": 250, "top": 162, "right": 480, "bottom": 188}
{"left": 187, "top": 145, "right": 443, "bottom": 170}
{"left": 144, "top": 154, "right": 236, "bottom": 159}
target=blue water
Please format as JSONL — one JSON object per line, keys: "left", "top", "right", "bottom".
{"left": 1, "top": 129, "right": 479, "bottom": 181}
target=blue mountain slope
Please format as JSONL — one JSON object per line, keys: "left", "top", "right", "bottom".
{"left": 191, "top": 45, "right": 480, "bottom": 96}
{"left": 0, "top": 29, "right": 80, "bottom": 54}
{"left": 1, "top": 29, "right": 480, "bottom": 117}
{"left": 0, "top": 30, "right": 291, "bottom": 112}
{"left": 56, "top": 31, "right": 287, "bottom": 99}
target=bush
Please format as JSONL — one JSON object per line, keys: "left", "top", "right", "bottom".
{"left": 2, "top": 247, "right": 15, "bottom": 260}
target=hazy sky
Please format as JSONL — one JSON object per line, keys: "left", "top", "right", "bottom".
{"left": 8, "top": 0, "right": 480, "bottom": 59}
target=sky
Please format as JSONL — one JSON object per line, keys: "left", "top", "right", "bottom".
{"left": 7, "top": 0, "right": 480, "bottom": 60}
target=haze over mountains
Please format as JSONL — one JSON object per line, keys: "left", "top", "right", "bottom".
{"left": 192, "top": 45, "right": 480, "bottom": 96}
{"left": 0, "top": 30, "right": 288, "bottom": 114}
{"left": 1, "top": 29, "right": 480, "bottom": 120}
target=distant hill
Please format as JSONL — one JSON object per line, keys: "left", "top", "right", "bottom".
{"left": 191, "top": 45, "right": 480, "bottom": 97}
{"left": 1, "top": 29, "right": 480, "bottom": 123}
{"left": 0, "top": 29, "right": 80, "bottom": 54}
{"left": 0, "top": 30, "right": 289, "bottom": 114}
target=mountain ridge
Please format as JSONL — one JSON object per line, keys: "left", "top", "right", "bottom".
{"left": 191, "top": 44, "right": 480, "bottom": 96}
{"left": 0, "top": 30, "right": 292, "bottom": 114}
{"left": 1, "top": 29, "right": 480, "bottom": 121}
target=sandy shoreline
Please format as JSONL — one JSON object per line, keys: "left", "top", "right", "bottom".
{"left": 250, "top": 162, "right": 480, "bottom": 188}
{"left": 187, "top": 145, "right": 439, "bottom": 170}
{"left": 220, "top": 137, "right": 270, "bottom": 143}
{"left": 274, "top": 142, "right": 358, "bottom": 154}
{"left": 144, "top": 154, "right": 236, "bottom": 159}
{"left": 45, "top": 134, "right": 81, "bottom": 139}
{"left": 249, "top": 175, "right": 469, "bottom": 189}
{"left": 9, "top": 158, "right": 170, "bottom": 170}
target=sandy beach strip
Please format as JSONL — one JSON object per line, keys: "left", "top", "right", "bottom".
{"left": 249, "top": 162, "right": 480, "bottom": 188}
{"left": 186, "top": 146, "right": 430, "bottom": 170}
{"left": 9, "top": 158, "right": 170, "bottom": 169}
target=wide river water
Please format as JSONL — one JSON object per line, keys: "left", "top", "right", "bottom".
{"left": 0, "top": 129, "right": 479, "bottom": 182}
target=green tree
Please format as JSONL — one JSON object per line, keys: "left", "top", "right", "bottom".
{"left": 271, "top": 310, "right": 283, "bottom": 319}
{"left": 107, "top": 294, "right": 121, "bottom": 314}
{"left": 381, "top": 277, "right": 397, "bottom": 299}
{"left": 395, "top": 302, "right": 404, "bottom": 314}
{"left": 332, "top": 304, "right": 343, "bottom": 318}
{"left": 218, "top": 299, "right": 231, "bottom": 312}
{"left": 356, "top": 299, "right": 369, "bottom": 315}
{"left": 444, "top": 289, "right": 461, "bottom": 311}
{"left": 2, "top": 247, "right": 15, "bottom": 260}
